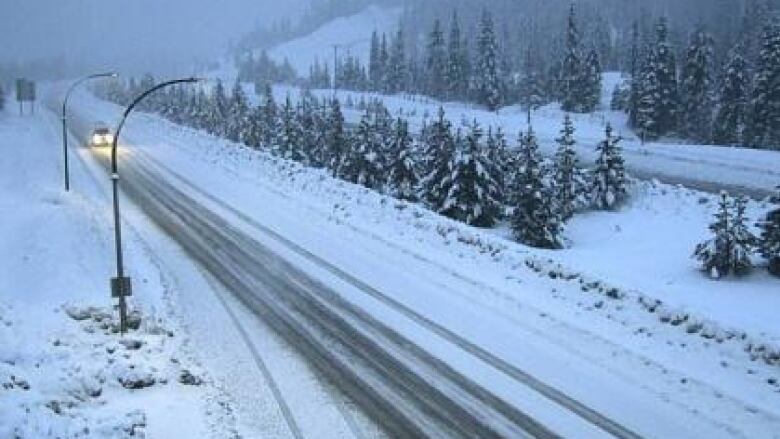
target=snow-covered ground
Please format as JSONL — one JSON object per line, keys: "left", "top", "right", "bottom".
{"left": 268, "top": 5, "right": 402, "bottom": 77}
{"left": 0, "top": 109, "right": 236, "bottom": 438}
{"left": 61, "top": 86, "right": 780, "bottom": 437}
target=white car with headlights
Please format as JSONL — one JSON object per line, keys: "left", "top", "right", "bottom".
{"left": 89, "top": 123, "right": 114, "bottom": 147}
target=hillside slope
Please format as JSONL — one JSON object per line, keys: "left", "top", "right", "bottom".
{"left": 268, "top": 5, "right": 401, "bottom": 77}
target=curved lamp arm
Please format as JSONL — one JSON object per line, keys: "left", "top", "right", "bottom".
{"left": 110, "top": 77, "right": 201, "bottom": 174}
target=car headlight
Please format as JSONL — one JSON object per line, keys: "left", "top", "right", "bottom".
{"left": 104, "top": 134, "right": 114, "bottom": 144}
{"left": 92, "top": 134, "right": 102, "bottom": 144}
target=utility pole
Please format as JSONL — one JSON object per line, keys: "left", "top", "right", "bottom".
{"left": 109, "top": 77, "right": 201, "bottom": 333}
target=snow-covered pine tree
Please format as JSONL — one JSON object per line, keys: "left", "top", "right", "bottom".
{"left": 387, "top": 27, "right": 407, "bottom": 94}
{"left": 426, "top": 19, "right": 447, "bottom": 99}
{"left": 554, "top": 114, "right": 580, "bottom": 221}
{"left": 446, "top": 10, "right": 468, "bottom": 100}
{"left": 520, "top": 43, "right": 547, "bottom": 112}
{"left": 744, "top": 19, "right": 780, "bottom": 149}
{"left": 484, "top": 127, "right": 508, "bottom": 208}
{"left": 369, "top": 30, "right": 382, "bottom": 91}
{"left": 757, "top": 186, "right": 780, "bottom": 276}
{"left": 475, "top": 9, "right": 503, "bottom": 111}
{"left": 653, "top": 17, "right": 680, "bottom": 137}
{"left": 325, "top": 98, "right": 348, "bottom": 177}
{"left": 379, "top": 33, "right": 389, "bottom": 93}
{"left": 635, "top": 17, "right": 679, "bottom": 140}
{"left": 732, "top": 195, "right": 758, "bottom": 273}
{"left": 244, "top": 104, "right": 265, "bottom": 149}
{"left": 561, "top": 4, "right": 584, "bottom": 112}
{"left": 511, "top": 127, "right": 564, "bottom": 249}
{"left": 713, "top": 48, "right": 750, "bottom": 145}
{"left": 208, "top": 79, "right": 228, "bottom": 136}
{"left": 340, "top": 109, "right": 384, "bottom": 190}
{"left": 437, "top": 120, "right": 500, "bottom": 227}
{"left": 276, "top": 94, "right": 305, "bottom": 162}
{"left": 295, "top": 92, "right": 318, "bottom": 165}
{"left": 260, "top": 83, "right": 278, "bottom": 148}
{"left": 628, "top": 21, "right": 642, "bottom": 127}
{"left": 386, "top": 117, "right": 420, "bottom": 201}
{"left": 592, "top": 123, "right": 627, "bottom": 210}
{"left": 739, "top": 0, "right": 773, "bottom": 67}
{"left": 582, "top": 48, "right": 603, "bottom": 112}
{"left": 420, "top": 107, "right": 456, "bottom": 209}
{"left": 694, "top": 192, "right": 755, "bottom": 278}
{"left": 226, "top": 80, "right": 250, "bottom": 143}
{"left": 679, "top": 27, "right": 716, "bottom": 142}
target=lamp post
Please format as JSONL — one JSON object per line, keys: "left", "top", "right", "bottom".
{"left": 62, "top": 72, "right": 117, "bottom": 191}
{"left": 110, "top": 77, "right": 201, "bottom": 333}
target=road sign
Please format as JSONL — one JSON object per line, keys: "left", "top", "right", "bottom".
{"left": 15, "top": 79, "right": 35, "bottom": 102}
{"left": 15, "top": 79, "right": 36, "bottom": 115}
{"left": 111, "top": 276, "right": 133, "bottom": 298}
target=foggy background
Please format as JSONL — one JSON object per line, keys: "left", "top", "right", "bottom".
{"left": 0, "top": 0, "right": 306, "bottom": 77}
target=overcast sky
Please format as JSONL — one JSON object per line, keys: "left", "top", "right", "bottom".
{"left": 0, "top": 0, "right": 306, "bottom": 74}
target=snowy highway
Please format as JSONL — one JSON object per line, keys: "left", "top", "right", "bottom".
{"left": 59, "top": 99, "right": 635, "bottom": 438}
{"left": 34, "top": 85, "right": 780, "bottom": 439}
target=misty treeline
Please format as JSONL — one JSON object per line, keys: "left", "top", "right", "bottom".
{"left": 236, "top": 0, "right": 780, "bottom": 149}
{"left": 95, "top": 77, "right": 634, "bottom": 250}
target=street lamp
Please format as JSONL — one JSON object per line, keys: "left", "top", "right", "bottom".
{"left": 62, "top": 72, "right": 118, "bottom": 191}
{"left": 110, "top": 77, "right": 201, "bottom": 333}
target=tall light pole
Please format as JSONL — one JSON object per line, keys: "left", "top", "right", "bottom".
{"left": 110, "top": 77, "right": 201, "bottom": 334}
{"left": 62, "top": 72, "right": 117, "bottom": 191}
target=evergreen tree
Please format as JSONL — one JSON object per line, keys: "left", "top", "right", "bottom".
{"left": 520, "top": 44, "right": 546, "bottom": 111}
{"left": 260, "top": 83, "right": 278, "bottom": 148}
{"left": 485, "top": 126, "right": 508, "bottom": 208}
{"left": 276, "top": 94, "right": 305, "bottom": 162}
{"left": 635, "top": 17, "right": 679, "bottom": 139}
{"left": 680, "top": 27, "right": 716, "bottom": 142}
{"left": 694, "top": 192, "right": 755, "bottom": 278}
{"left": 296, "top": 92, "right": 319, "bottom": 165}
{"left": 592, "top": 123, "right": 627, "bottom": 210}
{"left": 379, "top": 33, "right": 389, "bottom": 92}
{"left": 226, "top": 80, "right": 250, "bottom": 143}
{"left": 245, "top": 104, "right": 266, "bottom": 149}
{"left": 446, "top": 10, "right": 469, "bottom": 100}
{"left": 745, "top": 19, "right": 780, "bottom": 149}
{"left": 554, "top": 115, "right": 580, "bottom": 221}
{"left": 426, "top": 19, "right": 447, "bottom": 99}
{"left": 340, "top": 109, "right": 384, "bottom": 189}
{"left": 511, "top": 127, "right": 564, "bottom": 249}
{"left": 207, "top": 79, "right": 228, "bottom": 136}
{"left": 386, "top": 117, "right": 420, "bottom": 201}
{"left": 325, "top": 98, "right": 348, "bottom": 176}
{"left": 387, "top": 27, "right": 407, "bottom": 94}
{"left": 713, "top": 48, "right": 750, "bottom": 145}
{"left": 561, "top": 4, "right": 584, "bottom": 112}
{"left": 739, "top": 0, "right": 773, "bottom": 67}
{"left": 757, "top": 186, "right": 780, "bottom": 276}
{"left": 369, "top": 30, "right": 382, "bottom": 91}
{"left": 582, "top": 48, "right": 603, "bottom": 112}
{"left": 437, "top": 121, "right": 501, "bottom": 227}
{"left": 628, "top": 21, "right": 642, "bottom": 127}
{"left": 475, "top": 9, "right": 503, "bottom": 111}
{"left": 420, "top": 107, "right": 456, "bottom": 208}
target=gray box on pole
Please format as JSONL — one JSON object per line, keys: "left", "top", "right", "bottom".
{"left": 111, "top": 276, "right": 133, "bottom": 298}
